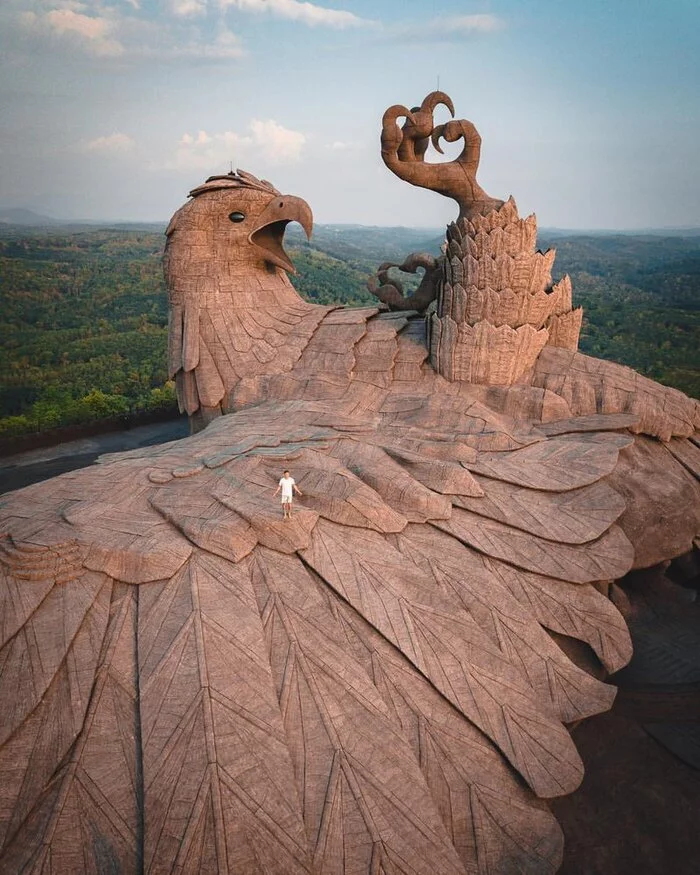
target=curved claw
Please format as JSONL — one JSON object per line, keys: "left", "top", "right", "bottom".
{"left": 445, "top": 118, "right": 478, "bottom": 146}
{"left": 420, "top": 90, "right": 455, "bottom": 119}
{"left": 377, "top": 262, "right": 396, "bottom": 273}
{"left": 368, "top": 252, "right": 440, "bottom": 312}
{"left": 431, "top": 123, "right": 446, "bottom": 155}
{"left": 400, "top": 253, "right": 437, "bottom": 274}
{"left": 382, "top": 104, "right": 416, "bottom": 133}
{"left": 381, "top": 105, "right": 418, "bottom": 155}
{"left": 433, "top": 119, "right": 473, "bottom": 149}
{"left": 376, "top": 265, "right": 404, "bottom": 295}
{"left": 381, "top": 91, "right": 504, "bottom": 221}
{"left": 367, "top": 276, "right": 406, "bottom": 308}
{"left": 377, "top": 261, "right": 397, "bottom": 284}
{"left": 399, "top": 94, "right": 452, "bottom": 162}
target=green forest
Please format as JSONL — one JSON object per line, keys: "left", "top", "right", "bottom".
{"left": 1, "top": 221, "right": 698, "bottom": 440}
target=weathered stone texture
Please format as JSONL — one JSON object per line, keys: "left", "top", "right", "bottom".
{"left": 1, "top": 94, "right": 698, "bottom": 874}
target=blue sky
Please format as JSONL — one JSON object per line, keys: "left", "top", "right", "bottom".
{"left": 1, "top": 0, "right": 698, "bottom": 228}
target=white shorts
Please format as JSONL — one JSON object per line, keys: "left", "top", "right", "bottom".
{"left": 281, "top": 496, "right": 293, "bottom": 504}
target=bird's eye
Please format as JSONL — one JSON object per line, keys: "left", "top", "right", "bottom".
{"left": 228, "top": 211, "right": 246, "bottom": 223}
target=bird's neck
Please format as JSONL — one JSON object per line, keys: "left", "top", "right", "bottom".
{"left": 209, "top": 265, "right": 310, "bottom": 311}
{"left": 169, "top": 260, "right": 329, "bottom": 432}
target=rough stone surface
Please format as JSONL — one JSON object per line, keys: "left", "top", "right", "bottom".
{"left": 0, "top": 95, "right": 699, "bottom": 873}
{"left": 605, "top": 435, "right": 700, "bottom": 568}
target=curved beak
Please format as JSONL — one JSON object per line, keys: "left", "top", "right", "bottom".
{"left": 248, "top": 194, "right": 313, "bottom": 274}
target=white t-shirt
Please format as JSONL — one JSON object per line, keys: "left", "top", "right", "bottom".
{"left": 279, "top": 477, "right": 295, "bottom": 500}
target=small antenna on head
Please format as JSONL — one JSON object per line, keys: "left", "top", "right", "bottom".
{"left": 229, "top": 161, "right": 233, "bottom": 175}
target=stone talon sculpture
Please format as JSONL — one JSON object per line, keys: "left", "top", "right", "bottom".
{"left": 366, "top": 253, "right": 439, "bottom": 312}
{"left": 381, "top": 90, "right": 504, "bottom": 221}
{"left": 378, "top": 92, "right": 584, "bottom": 384}
{"left": 1, "top": 93, "right": 699, "bottom": 874}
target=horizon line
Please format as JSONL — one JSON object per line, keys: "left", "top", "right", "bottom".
{"left": 2, "top": 216, "right": 700, "bottom": 236}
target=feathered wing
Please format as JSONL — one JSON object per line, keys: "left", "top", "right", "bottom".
{"left": 0, "top": 514, "right": 128, "bottom": 871}
{"left": 531, "top": 346, "right": 700, "bottom": 442}
{"left": 0, "top": 458, "right": 196, "bottom": 873}
{"left": 0, "top": 390, "right": 655, "bottom": 874}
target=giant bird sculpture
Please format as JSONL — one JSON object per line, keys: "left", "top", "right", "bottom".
{"left": 1, "top": 93, "right": 699, "bottom": 874}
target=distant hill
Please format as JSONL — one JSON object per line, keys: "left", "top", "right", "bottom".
{"left": 0, "top": 210, "right": 168, "bottom": 234}
{"left": 540, "top": 226, "right": 700, "bottom": 238}
{"left": 0, "top": 208, "right": 59, "bottom": 226}
{"left": 276, "top": 224, "right": 444, "bottom": 264}
{"left": 3, "top": 208, "right": 698, "bottom": 239}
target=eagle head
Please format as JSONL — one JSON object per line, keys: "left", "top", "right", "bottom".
{"left": 163, "top": 170, "right": 323, "bottom": 429}
{"left": 165, "top": 170, "right": 313, "bottom": 281}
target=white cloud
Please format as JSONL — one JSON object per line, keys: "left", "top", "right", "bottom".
{"left": 80, "top": 132, "right": 136, "bottom": 154}
{"left": 390, "top": 14, "right": 504, "bottom": 43}
{"left": 170, "top": 27, "right": 244, "bottom": 58}
{"left": 219, "top": 0, "right": 370, "bottom": 29}
{"left": 163, "top": 119, "right": 306, "bottom": 172}
{"left": 46, "top": 8, "right": 106, "bottom": 39}
{"left": 129, "top": 24, "right": 245, "bottom": 59}
{"left": 249, "top": 119, "right": 306, "bottom": 162}
{"left": 15, "top": 2, "right": 245, "bottom": 62}
{"left": 168, "top": 0, "right": 207, "bottom": 17}
{"left": 37, "top": 8, "right": 125, "bottom": 56}
{"left": 165, "top": 130, "right": 244, "bottom": 171}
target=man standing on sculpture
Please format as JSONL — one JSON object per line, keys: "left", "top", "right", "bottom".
{"left": 273, "top": 470, "right": 302, "bottom": 519}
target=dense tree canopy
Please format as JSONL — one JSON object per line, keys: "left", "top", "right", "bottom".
{"left": 0, "top": 224, "right": 698, "bottom": 439}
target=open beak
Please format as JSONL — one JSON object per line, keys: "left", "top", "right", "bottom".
{"left": 248, "top": 195, "right": 313, "bottom": 274}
